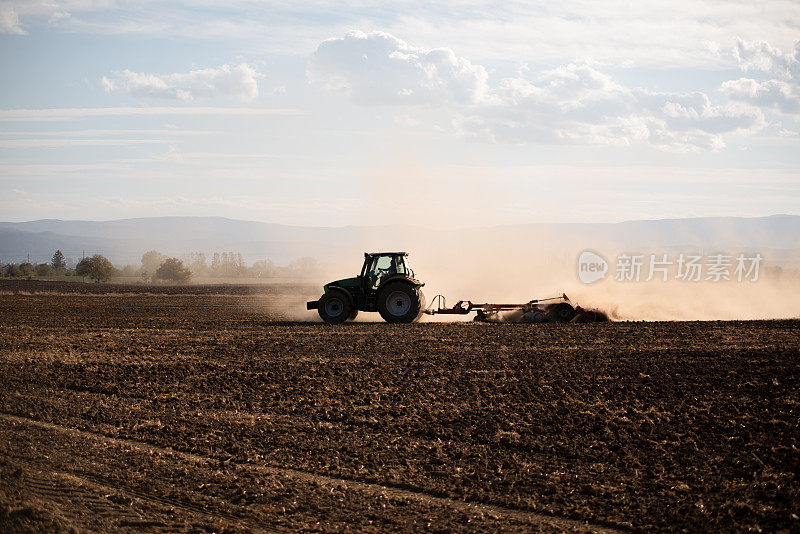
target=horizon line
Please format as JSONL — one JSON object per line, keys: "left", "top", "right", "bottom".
{"left": 0, "top": 213, "right": 797, "bottom": 230}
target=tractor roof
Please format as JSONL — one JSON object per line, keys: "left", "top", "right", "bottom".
{"left": 365, "top": 252, "right": 408, "bottom": 256}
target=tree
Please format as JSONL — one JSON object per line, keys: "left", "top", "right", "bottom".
{"left": 36, "top": 263, "right": 55, "bottom": 277}
{"left": 209, "top": 251, "right": 247, "bottom": 278}
{"left": 141, "top": 250, "right": 167, "bottom": 281}
{"left": 119, "top": 264, "right": 140, "bottom": 277}
{"left": 75, "top": 258, "right": 89, "bottom": 279}
{"left": 19, "top": 262, "right": 34, "bottom": 278}
{"left": 251, "top": 259, "right": 276, "bottom": 277}
{"left": 180, "top": 252, "right": 208, "bottom": 277}
{"left": 290, "top": 257, "right": 321, "bottom": 277}
{"left": 52, "top": 250, "right": 66, "bottom": 271}
{"left": 76, "top": 255, "right": 116, "bottom": 282}
{"left": 4, "top": 264, "right": 21, "bottom": 277}
{"left": 154, "top": 258, "right": 192, "bottom": 283}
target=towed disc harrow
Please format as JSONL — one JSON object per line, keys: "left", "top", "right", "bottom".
{"left": 424, "top": 293, "right": 608, "bottom": 323}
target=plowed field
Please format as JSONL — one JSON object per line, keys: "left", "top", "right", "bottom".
{"left": 1, "top": 281, "right": 797, "bottom": 532}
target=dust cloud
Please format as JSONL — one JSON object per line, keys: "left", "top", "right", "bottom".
{"left": 308, "top": 227, "right": 800, "bottom": 322}
{"left": 566, "top": 276, "right": 800, "bottom": 321}
{"left": 242, "top": 147, "right": 800, "bottom": 323}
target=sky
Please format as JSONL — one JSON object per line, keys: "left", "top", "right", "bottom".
{"left": 0, "top": 0, "right": 799, "bottom": 226}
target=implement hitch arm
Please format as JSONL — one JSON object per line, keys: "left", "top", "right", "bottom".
{"left": 425, "top": 294, "right": 569, "bottom": 315}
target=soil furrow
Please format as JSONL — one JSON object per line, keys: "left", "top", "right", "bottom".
{"left": 1, "top": 412, "right": 619, "bottom": 533}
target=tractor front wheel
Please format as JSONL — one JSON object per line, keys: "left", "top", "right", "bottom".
{"left": 318, "top": 291, "right": 351, "bottom": 324}
{"left": 377, "top": 282, "right": 424, "bottom": 323}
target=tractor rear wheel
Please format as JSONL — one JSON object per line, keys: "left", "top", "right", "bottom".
{"left": 318, "top": 291, "right": 350, "bottom": 324}
{"left": 547, "top": 302, "right": 575, "bottom": 322}
{"left": 378, "top": 282, "right": 424, "bottom": 323}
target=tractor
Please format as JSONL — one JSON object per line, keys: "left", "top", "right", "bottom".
{"left": 307, "top": 252, "right": 426, "bottom": 324}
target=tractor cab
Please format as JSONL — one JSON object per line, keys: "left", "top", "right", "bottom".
{"left": 361, "top": 252, "right": 413, "bottom": 290}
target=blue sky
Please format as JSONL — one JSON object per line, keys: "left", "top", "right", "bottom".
{"left": 1, "top": 1, "right": 799, "bottom": 226}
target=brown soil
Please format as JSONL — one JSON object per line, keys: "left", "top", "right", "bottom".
{"left": 0, "top": 280, "right": 797, "bottom": 532}
{"left": 0, "top": 278, "right": 317, "bottom": 296}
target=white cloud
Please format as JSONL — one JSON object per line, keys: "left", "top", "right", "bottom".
{"left": 309, "top": 30, "right": 488, "bottom": 105}
{"left": 0, "top": 3, "right": 25, "bottom": 34}
{"left": 458, "top": 68, "right": 764, "bottom": 151}
{"left": 161, "top": 146, "right": 277, "bottom": 161}
{"left": 722, "top": 78, "right": 799, "bottom": 115}
{"left": 311, "top": 32, "right": 765, "bottom": 151}
{"left": 732, "top": 38, "right": 800, "bottom": 77}
{"left": 0, "top": 129, "right": 213, "bottom": 136}
{"left": 5, "top": 1, "right": 800, "bottom": 68}
{"left": 102, "top": 63, "right": 261, "bottom": 102}
{"left": 0, "top": 163, "right": 139, "bottom": 176}
{"left": 0, "top": 138, "right": 169, "bottom": 148}
{"left": 0, "top": 107, "right": 305, "bottom": 121}
{"left": 637, "top": 89, "right": 764, "bottom": 134}
{"left": 723, "top": 39, "right": 800, "bottom": 116}
{"left": 468, "top": 64, "right": 636, "bottom": 144}
{"left": 386, "top": 1, "right": 800, "bottom": 68}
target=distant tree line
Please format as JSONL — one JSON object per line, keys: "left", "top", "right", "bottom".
{"left": 1, "top": 250, "right": 82, "bottom": 279}
{"left": 1, "top": 248, "right": 321, "bottom": 284}
{"left": 130, "top": 250, "right": 320, "bottom": 282}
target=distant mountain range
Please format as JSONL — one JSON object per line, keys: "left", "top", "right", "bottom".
{"left": 1, "top": 215, "right": 798, "bottom": 267}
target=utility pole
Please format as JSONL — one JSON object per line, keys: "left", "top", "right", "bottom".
{"left": 82, "top": 250, "right": 85, "bottom": 283}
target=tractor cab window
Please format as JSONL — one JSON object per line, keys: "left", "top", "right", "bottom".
{"left": 367, "top": 255, "right": 398, "bottom": 290}
{"left": 392, "top": 256, "right": 408, "bottom": 275}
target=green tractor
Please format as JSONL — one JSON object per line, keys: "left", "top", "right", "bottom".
{"left": 307, "top": 252, "right": 426, "bottom": 324}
